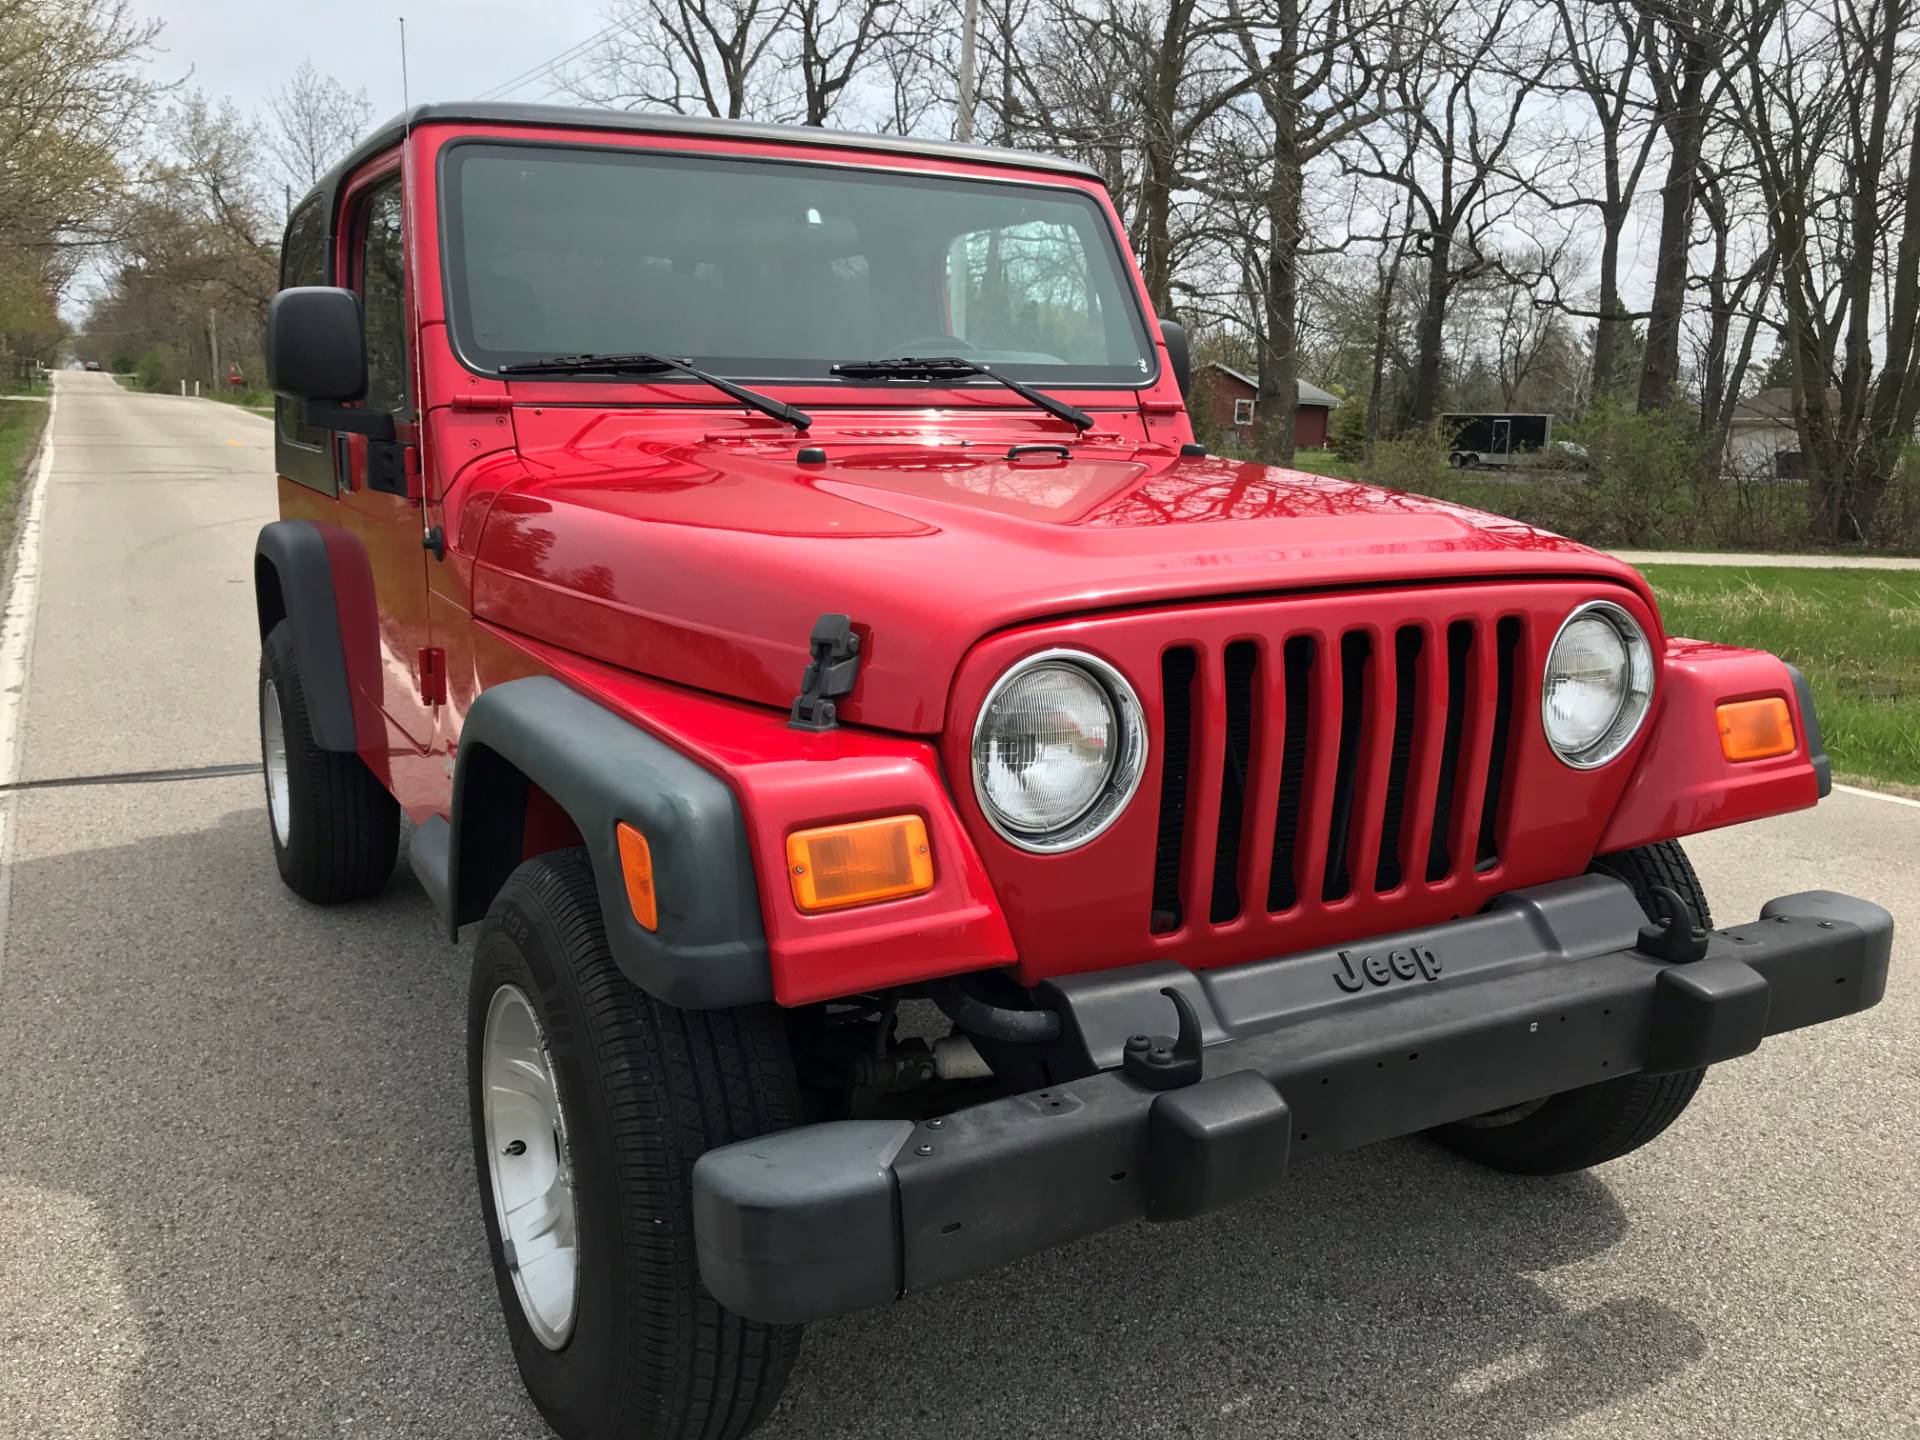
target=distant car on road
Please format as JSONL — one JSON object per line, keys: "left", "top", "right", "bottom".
{"left": 82, "top": 360, "right": 101, "bottom": 371}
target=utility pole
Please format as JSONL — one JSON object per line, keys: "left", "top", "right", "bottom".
{"left": 208, "top": 307, "right": 220, "bottom": 388}
{"left": 956, "top": 0, "right": 979, "bottom": 142}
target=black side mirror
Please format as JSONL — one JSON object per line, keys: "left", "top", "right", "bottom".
{"left": 1160, "top": 319, "right": 1192, "bottom": 399}
{"left": 267, "top": 287, "right": 393, "bottom": 439}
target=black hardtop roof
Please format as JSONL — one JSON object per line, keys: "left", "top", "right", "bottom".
{"left": 297, "top": 101, "right": 1106, "bottom": 223}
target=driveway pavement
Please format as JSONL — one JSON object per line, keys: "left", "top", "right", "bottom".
{"left": 1, "top": 371, "right": 1914, "bottom": 1439}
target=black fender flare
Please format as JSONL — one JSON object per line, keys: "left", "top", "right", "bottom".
{"left": 445, "top": 676, "right": 772, "bottom": 1009}
{"left": 253, "top": 520, "right": 357, "bottom": 753}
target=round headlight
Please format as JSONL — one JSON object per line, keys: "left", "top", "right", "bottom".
{"left": 1542, "top": 600, "right": 1655, "bottom": 768}
{"left": 972, "top": 650, "right": 1147, "bottom": 852}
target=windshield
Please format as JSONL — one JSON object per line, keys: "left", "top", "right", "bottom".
{"left": 441, "top": 142, "right": 1157, "bottom": 386}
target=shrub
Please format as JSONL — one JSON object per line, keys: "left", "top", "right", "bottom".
{"left": 1328, "top": 399, "right": 1368, "bottom": 462}
{"left": 133, "top": 347, "right": 175, "bottom": 392}
{"left": 1359, "top": 428, "right": 1456, "bottom": 495}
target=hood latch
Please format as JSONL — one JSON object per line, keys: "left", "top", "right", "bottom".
{"left": 789, "top": 613, "right": 862, "bottom": 731}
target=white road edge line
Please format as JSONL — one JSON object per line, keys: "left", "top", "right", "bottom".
{"left": 0, "top": 381, "right": 56, "bottom": 787}
{"left": 1833, "top": 781, "right": 1920, "bottom": 809}
{"left": 0, "top": 377, "right": 58, "bottom": 957}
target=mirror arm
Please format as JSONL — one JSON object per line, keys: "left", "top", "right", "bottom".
{"left": 303, "top": 400, "right": 396, "bottom": 441}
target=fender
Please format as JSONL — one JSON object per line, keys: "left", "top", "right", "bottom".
{"left": 1598, "top": 641, "right": 1827, "bottom": 854}
{"left": 435, "top": 675, "right": 771, "bottom": 1009}
{"left": 253, "top": 520, "right": 358, "bottom": 753}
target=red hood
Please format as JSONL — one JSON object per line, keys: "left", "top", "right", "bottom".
{"left": 467, "top": 409, "right": 1653, "bottom": 733}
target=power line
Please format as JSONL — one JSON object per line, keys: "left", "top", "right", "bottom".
{"left": 474, "top": 23, "right": 622, "bottom": 102}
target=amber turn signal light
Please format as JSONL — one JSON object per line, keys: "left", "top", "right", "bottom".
{"left": 615, "top": 822, "right": 659, "bottom": 931}
{"left": 787, "top": 815, "right": 933, "bottom": 913}
{"left": 1717, "top": 696, "right": 1796, "bottom": 762}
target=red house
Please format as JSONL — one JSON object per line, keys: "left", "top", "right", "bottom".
{"left": 1197, "top": 362, "right": 1340, "bottom": 450}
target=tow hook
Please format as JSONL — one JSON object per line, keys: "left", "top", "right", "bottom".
{"left": 1123, "top": 987, "right": 1205, "bottom": 1090}
{"left": 1635, "top": 884, "right": 1711, "bottom": 964}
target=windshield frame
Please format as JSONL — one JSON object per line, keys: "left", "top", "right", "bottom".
{"left": 435, "top": 137, "right": 1162, "bottom": 393}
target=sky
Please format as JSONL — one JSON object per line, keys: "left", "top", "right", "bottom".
{"left": 131, "top": 0, "right": 609, "bottom": 119}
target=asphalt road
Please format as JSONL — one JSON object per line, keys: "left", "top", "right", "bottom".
{"left": 1, "top": 370, "right": 1914, "bottom": 1440}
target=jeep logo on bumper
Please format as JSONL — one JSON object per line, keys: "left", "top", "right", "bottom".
{"left": 1333, "top": 945, "right": 1442, "bottom": 993}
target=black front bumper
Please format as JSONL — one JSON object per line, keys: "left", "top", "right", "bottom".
{"left": 692, "top": 877, "right": 1892, "bottom": 1324}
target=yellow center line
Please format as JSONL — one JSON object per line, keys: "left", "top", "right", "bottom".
{"left": 226, "top": 437, "right": 244, "bottom": 447}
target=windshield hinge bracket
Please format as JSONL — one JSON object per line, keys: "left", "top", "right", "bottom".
{"left": 789, "top": 614, "right": 862, "bottom": 732}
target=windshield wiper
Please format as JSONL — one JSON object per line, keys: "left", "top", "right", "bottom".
{"left": 496, "top": 351, "right": 811, "bottom": 430}
{"left": 830, "top": 356, "right": 1094, "bottom": 432}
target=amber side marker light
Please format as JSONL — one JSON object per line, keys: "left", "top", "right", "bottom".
{"left": 1717, "top": 696, "right": 1797, "bottom": 762}
{"left": 787, "top": 815, "right": 934, "bottom": 913}
{"left": 615, "top": 822, "right": 658, "bottom": 931}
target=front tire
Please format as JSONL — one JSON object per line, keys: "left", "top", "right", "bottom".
{"left": 1430, "top": 840, "right": 1711, "bottom": 1175}
{"left": 468, "top": 849, "right": 802, "bottom": 1440}
{"left": 259, "top": 619, "right": 398, "bottom": 902}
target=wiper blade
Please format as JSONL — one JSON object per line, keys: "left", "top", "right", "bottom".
{"left": 831, "top": 356, "right": 1093, "bottom": 432}
{"left": 496, "top": 351, "right": 811, "bottom": 430}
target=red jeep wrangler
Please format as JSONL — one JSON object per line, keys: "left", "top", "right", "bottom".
{"left": 257, "top": 103, "right": 1891, "bottom": 1440}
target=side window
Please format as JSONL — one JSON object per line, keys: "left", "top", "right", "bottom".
{"left": 1233, "top": 398, "right": 1255, "bottom": 427}
{"left": 278, "top": 198, "right": 327, "bottom": 452}
{"left": 360, "top": 180, "right": 410, "bottom": 414}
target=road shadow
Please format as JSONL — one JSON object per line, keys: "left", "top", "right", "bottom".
{"left": 766, "top": 1145, "right": 1700, "bottom": 1439}
{"left": 0, "top": 798, "right": 1703, "bottom": 1439}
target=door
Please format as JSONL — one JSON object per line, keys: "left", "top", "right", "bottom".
{"left": 337, "top": 170, "right": 437, "bottom": 750}
{"left": 1491, "top": 418, "right": 1511, "bottom": 458}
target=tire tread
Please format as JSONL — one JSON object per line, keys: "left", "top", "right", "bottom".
{"left": 487, "top": 850, "right": 798, "bottom": 1440}
{"left": 261, "top": 621, "right": 398, "bottom": 903}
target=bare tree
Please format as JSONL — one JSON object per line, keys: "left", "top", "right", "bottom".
{"left": 1532, "top": 1, "right": 1661, "bottom": 401}
{"left": 264, "top": 61, "right": 373, "bottom": 210}
{"left": 567, "top": 0, "right": 798, "bottom": 120}
{"left": 1353, "top": 0, "right": 1556, "bottom": 428}
{"left": 1720, "top": 0, "right": 1920, "bottom": 538}
{"left": 792, "top": 0, "right": 904, "bottom": 123}
{"left": 1215, "top": 0, "right": 1405, "bottom": 463}
{"left": 1629, "top": 0, "right": 1742, "bottom": 412}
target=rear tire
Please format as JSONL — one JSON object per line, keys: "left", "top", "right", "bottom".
{"left": 259, "top": 619, "right": 398, "bottom": 902}
{"left": 1430, "top": 840, "right": 1711, "bottom": 1175}
{"left": 468, "top": 848, "right": 802, "bottom": 1440}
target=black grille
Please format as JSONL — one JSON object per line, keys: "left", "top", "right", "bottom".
{"left": 1426, "top": 621, "right": 1474, "bottom": 883}
{"left": 1375, "top": 626, "right": 1424, "bottom": 892}
{"left": 1476, "top": 617, "right": 1521, "bottom": 870}
{"left": 1210, "top": 641, "right": 1258, "bottom": 923}
{"left": 1148, "top": 610, "right": 1525, "bottom": 934}
{"left": 1322, "top": 632, "right": 1371, "bottom": 902}
{"left": 1266, "top": 636, "right": 1316, "bottom": 912}
{"left": 1151, "top": 647, "right": 1197, "bottom": 933}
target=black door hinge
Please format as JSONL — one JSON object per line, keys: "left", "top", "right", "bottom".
{"left": 789, "top": 613, "right": 862, "bottom": 732}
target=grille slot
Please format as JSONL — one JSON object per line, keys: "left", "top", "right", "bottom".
{"left": 1426, "top": 621, "right": 1474, "bottom": 882}
{"left": 1209, "top": 642, "right": 1258, "bottom": 923}
{"left": 1151, "top": 647, "right": 1197, "bottom": 934}
{"left": 1375, "top": 626, "right": 1424, "bottom": 892}
{"left": 1266, "top": 635, "right": 1316, "bottom": 912}
{"left": 1476, "top": 617, "right": 1521, "bottom": 870}
{"left": 1321, "top": 632, "right": 1371, "bottom": 901}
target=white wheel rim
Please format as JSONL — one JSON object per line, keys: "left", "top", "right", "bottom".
{"left": 482, "top": 984, "right": 580, "bottom": 1349}
{"left": 261, "top": 676, "right": 291, "bottom": 847}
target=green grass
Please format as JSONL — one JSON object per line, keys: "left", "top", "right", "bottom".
{"left": 0, "top": 396, "right": 51, "bottom": 553}
{"left": 1286, "top": 447, "right": 1359, "bottom": 479}
{"left": 1640, "top": 565, "right": 1920, "bottom": 789}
